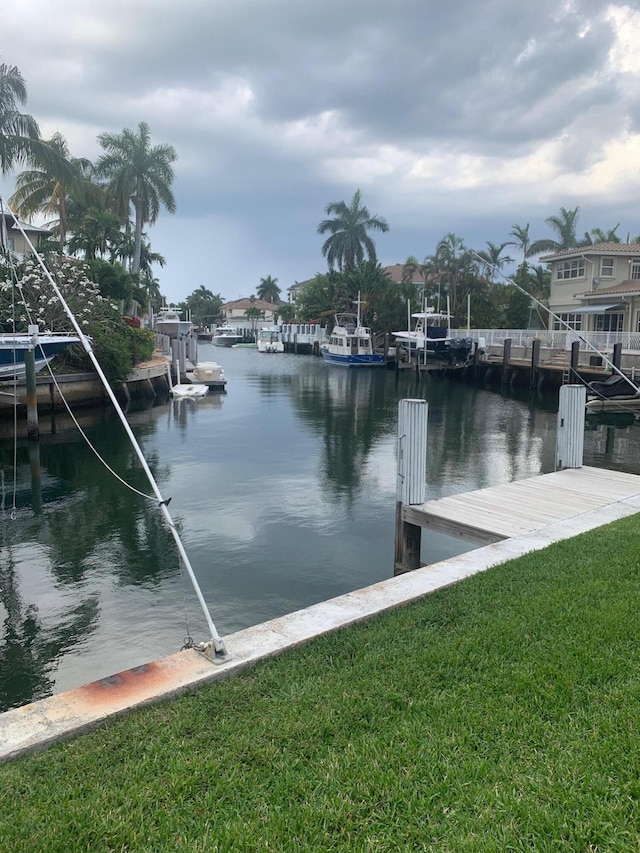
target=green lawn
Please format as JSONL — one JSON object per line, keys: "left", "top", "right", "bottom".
{"left": 2, "top": 517, "right": 640, "bottom": 852}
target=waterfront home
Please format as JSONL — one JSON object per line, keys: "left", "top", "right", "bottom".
{"left": 542, "top": 243, "right": 640, "bottom": 335}
{"left": 221, "top": 297, "right": 283, "bottom": 331}
{"left": 1, "top": 212, "right": 52, "bottom": 257}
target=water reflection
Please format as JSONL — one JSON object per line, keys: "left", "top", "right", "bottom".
{"left": 3, "top": 347, "right": 640, "bottom": 711}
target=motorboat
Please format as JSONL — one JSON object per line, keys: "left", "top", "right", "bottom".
{"left": 256, "top": 327, "right": 284, "bottom": 353}
{"left": 392, "top": 310, "right": 473, "bottom": 364}
{"left": 185, "top": 361, "right": 227, "bottom": 388}
{"left": 585, "top": 374, "right": 640, "bottom": 411}
{"left": 0, "top": 332, "right": 81, "bottom": 381}
{"left": 153, "top": 308, "right": 193, "bottom": 339}
{"left": 212, "top": 326, "right": 242, "bottom": 347}
{"left": 320, "top": 295, "right": 385, "bottom": 367}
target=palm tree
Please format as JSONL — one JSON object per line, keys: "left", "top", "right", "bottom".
{"left": 528, "top": 206, "right": 586, "bottom": 256}
{"left": 67, "top": 207, "right": 122, "bottom": 260}
{"left": 0, "top": 59, "right": 40, "bottom": 174}
{"left": 257, "top": 275, "right": 281, "bottom": 303}
{"left": 317, "top": 189, "right": 389, "bottom": 271}
{"left": 8, "top": 132, "right": 96, "bottom": 249}
{"left": 590, "top": 224, "right": 621, "bottom": 244}
{"left": 476, "top": 241, "right": 514, "bottom": 283}
{"left": 96, "top": 122, "right": 177, "bottom": 275}
{"left": 508, "top": 223, "right": 531, "bottom": 264}
{"left": 0, "top": 59, "right": 74, "bottom": 179}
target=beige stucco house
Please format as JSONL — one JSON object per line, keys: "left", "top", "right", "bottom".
{"left": 1, "top": 212, "right": 52, "bottom": 256}
{"left": 221, "top": 297, "right": 283, "bottom": 330}
{"left": 542, "top": 243, "right": 640, "bottom": 334}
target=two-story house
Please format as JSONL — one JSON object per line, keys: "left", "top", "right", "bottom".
{"left": 542, "top": 243, "right": 640, "bottom": 334}
{"left": 1, "top": 212, "right": 52, "bottom": 256}
{"left": 221, "top": 297, "right": 283, "bottom": 330}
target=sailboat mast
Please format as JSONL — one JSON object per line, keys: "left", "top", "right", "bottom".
{"left": 5, "top": 206, "right": 227, "bottom": 659}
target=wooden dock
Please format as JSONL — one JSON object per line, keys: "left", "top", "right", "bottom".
{"left": 401, "top": 467, "right": 640, "bottom": 550}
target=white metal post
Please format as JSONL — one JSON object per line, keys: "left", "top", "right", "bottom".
{"left": 397, "top": 399, "right": 428, "bottom": 505}
{"left": 556, "top": 385, "right": 586, "bottom": 470}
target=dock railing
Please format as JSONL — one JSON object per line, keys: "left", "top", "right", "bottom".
{"left": 449, "top": 328, "right": 640, "bottom": 353}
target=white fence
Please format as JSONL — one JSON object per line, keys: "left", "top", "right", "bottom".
{"left": 449, "top": 328, "right": 640, "bottom": 353}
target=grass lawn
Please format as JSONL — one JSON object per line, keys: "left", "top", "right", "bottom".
{"left": 2, "top": 516, "right": 640, "bottom": 851}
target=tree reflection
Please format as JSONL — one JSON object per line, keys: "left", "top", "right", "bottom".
{"left": 0, "top": 537, "right": 99, "bottom": 711}
{"left": 288, "top": 368, "right": 397, "bottom": 503}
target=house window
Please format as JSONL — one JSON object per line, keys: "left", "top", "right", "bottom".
{"left": 631, "top": 261, "right": 640, "bottom": 280}
{"left": 600, "top": 257, "right": 614, "bottom": 277}
{"left": 553, "top": 313, "right": 582, "bottom": 331}
{"left": 556, "top": 259, "right": 585, "bottom": 280}
{"left": 595, "top": 313, "right": 623, "bottom": 333}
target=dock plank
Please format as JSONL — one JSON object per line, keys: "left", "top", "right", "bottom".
{"left": 404, "top": 466, "right": 640, "bottom": 542}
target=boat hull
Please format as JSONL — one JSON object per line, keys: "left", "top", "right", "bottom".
{"left": 321, "top": 348, "right": 385, "bottom": 367}
{"left": 0, "top": 335, "right": 81, "bottom": 381}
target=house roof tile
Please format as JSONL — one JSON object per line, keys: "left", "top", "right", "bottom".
{"left": 576, "top": 280, "right": 640, "bottom": 297}
{"left": 223, "top": 298, "right": 283, "bottom": 311}
{"left": 541, "top": 243, "right": 640, "bottom": 261}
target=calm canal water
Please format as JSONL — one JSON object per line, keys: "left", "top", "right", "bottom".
{"left": 2, "top": 345, "right": 640, "bottom": 712}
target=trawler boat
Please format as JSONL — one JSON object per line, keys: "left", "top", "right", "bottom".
{"left": 320, "top": 297, "right": 384, "bottom": 367}
{"left": 392, "top": 310, "right": 473, "bottom": 364}
{"left": 153, "top": 308, "right": 193, "bottom": 339}
{"left": 256, "top": 327, "right": 284, "bottom": 353}
{"left": 0, "top": 332, "right": 81, "bottom": 381}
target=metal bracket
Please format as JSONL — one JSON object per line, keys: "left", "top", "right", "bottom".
{"left": 198, "top": 637, "right": 230, "bottom": 665}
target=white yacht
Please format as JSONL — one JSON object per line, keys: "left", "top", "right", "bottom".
{"left": 153, "top": 308, "right": 193, "bottom": 339}
{"left": 212, "top": 326, "right": 242, "bottom": 347}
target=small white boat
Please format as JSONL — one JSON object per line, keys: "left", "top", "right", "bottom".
{"left": 256, "top": 328, "right": 284, "bottom": 353}
{"left": 153, "top": 308, "right": 193, "bottom": 339}
{"left": 170, "top": 383, "right": 209, "bottom": 398}
{"left": 212, "top": 326, "right": 242, "bottom": 347}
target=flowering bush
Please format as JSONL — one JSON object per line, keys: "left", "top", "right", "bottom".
{"left": 0, "top": 257, "right": 153, "bottom": 385}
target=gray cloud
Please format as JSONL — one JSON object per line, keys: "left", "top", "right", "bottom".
{"left": 1, "top": 0, "right": 639, "bottom": 301}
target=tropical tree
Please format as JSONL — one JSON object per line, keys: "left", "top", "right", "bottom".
{"left": 256, "top": 275, "right": 281, "bottom": 303}
{"left": 67, "top": 207, "right": 122, "bottom": 260}
{"left": 0, "top": 59, "right": 75, "bottom": 181}
{"left": 508, "top": 223, "right": 531, "bottom": 264}
{"left": 278, "top": 302, "right": 297, "bottom": 323}
{"left": 244, "top": 304, "right": 264, "bottom": 335}
{"left": 8, "top": 132, "right": 96, "bottom": 250}
{"left": 475, "top": 241, "right": 514, "bottom": 283}
{"left": 528, "top": 206, "right": 587, "bottom": 256}
{"left": 0, "top": 59, "right": 41, "bottom": 174}
{"left": 96, "top": 122, "right": 177, "bottom": 275}
{"left": 185, "top": 285, "right": 222, "bottom": 327}
{"left": 317, "top": 189, "right": 389, "bottom": 271}
{"left": 590, "top": 224, "right": 621, "bottom": 244}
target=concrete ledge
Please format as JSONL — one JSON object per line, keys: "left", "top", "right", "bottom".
{"left": 2, "top": 493, "right": 640, "bottom": 763}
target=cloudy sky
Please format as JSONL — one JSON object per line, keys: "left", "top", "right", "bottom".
{"left": 2, "top": 0, "right": 640, "bottom": 303}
